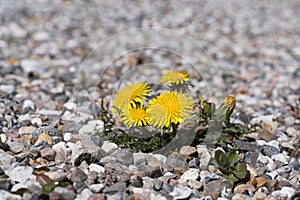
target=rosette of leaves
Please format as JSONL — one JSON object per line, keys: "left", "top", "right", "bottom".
{"left": 215, "top": 150, "right": 249, "bottom": 183}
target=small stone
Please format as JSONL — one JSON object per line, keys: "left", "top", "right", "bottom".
{"left": 37, "top": 109, "right": 63, "bottom": 116}
{"left": 201, "top": 173, "right": 223, "bottom": 183}
{"left": 234, "top": 184, "right": 256, "bottom": 194}
{"left": 145, "top": 154, "right": 162, "bottom": 168}
{"left": 49, "top": 191, "right": 66, "bottom": 200}
{"left": 64, "top": 102, "right": 76, "bottom": 110}
{"left": 153, "top": 178, "right": 163, "bottom": 191}
{"left": 18, "top": 126, "right": 36, "bottom": 135}
{"left": 0, "top": 175, "right": 10, "bottom": 190}
{"left": 52, "top": 142, "right": 69, "bottom": 164}
{"left": 73, "top": 181, "right": 88, "bottom": 193}
{"left": 8, "top": 142, "right": 25, "bottom": 153}
{"left": 103, "top": 182, "right": 126, "bottom": 194}
{"left": 78, "top": 120, "right": 104, "bottom": 135}
{"left": 262, "top": 145, "right": 280, "bottom": 157}
{"left": 31, "top": 118, "right": 42, "bottom": 126}
{"left": 100, "top": 156, "right": 117, "bottom": 164}
{"left": 162, "top": 183, "right": 174, "bottom": 193}
{"left": 163, "top": 153, "right": 188, "bottom": 174}
{"left": 159, "top": 172, "right": 178, "bottom": 183}
{"left": 70, "top": 167, "right": 88, "bottom": 182}
{"left": 10, "top": 166, "right": 33, "bottom": 183}
{"left": 254, "top": 191, "right": 268, "bottom": 200}
{"left": 203, "top": 179, "right": 234, "bottom": 197}
{"left": 236, "top": 140, "right": 258, "bottom": 151}
{"left": 198, "top": 147, "right": 211, "bottom": 170}
{"left": 187, "top": 180, "right": 203, "bottom": 189}
{"left": 54, "top": 186, "right": 76, "bottom": 200}
{"left": 286, "top": 127, "right": 298, "bottom": 137}
{"left": 89, "top": 184, "right": 105, "bottom": 193}
{"left": 271, "top": 154, "right": 288, "bottom": 164}
{"left": 178, "top": 169, "right": 199, "bottom": 184}
{"left": 32, "top": 126, "right": 61, "bottom": 140}
{"left": 277, "top": 179, "right": 291, "bottom": 189}
{"left": 22, "top": 100, "right": 35, "bottom": 111}
{"left": 101, "top": 141, "right": 118, "bottom": 154}
{"left": 78, "top": 134, "right": 104, "bottom": 162}
{"left": 88, "top": 193, "right": 105, "bottom": 200}
{"left": 40, "top": 147, "right": 56, "bottom": 161}
{"left": 111, "top": 149, "right": 133, "bottom": 166}
{"left": 232, "top": 193, "right": 256, "bottom": 200}
{"left": 33, "top": 31, "right": 49, "bottom": 41}
{"left": 256, "top": 177, "right": 267, "bottom": 188}
{"left": 88, "top": 163, "right": 105, "bottom": 174}
{"left": 0, "top": 85, "right": 15, "bottom": 94}
{"left": 0, "top": 150, "right": 16, "bottom": 171}
{"left": 36, "top": 174, "right": 52, "bottom": 186}
{"left": 131, "top": 188, "right": 167, "bottom": 200}
{"left": 170, "top": 187, "right": 192, "bottom": 200}
{"left": 34, "top": 133, "right": 52, "bottom": 145}
{"left": 289, "top": 160, "right": 300, "bottom": 170}
{"left": 0, "top": 190, "right": 22, "bottom": 200}
{"left": 180, "top": 146, "right": 197, "bottom": 156}
{"left": 189, "top": 158, "right": 200, "bottom": 168}
{"left": 44, "top": 171, "right": 66, "bottom": 182}
{"left": 11, "top": 181, "right": 41, "bottom": 193}
{"left": 0, "top": 134, "right": 6, "bottom": 143}
{"left": 76, "top": 188, "right": 92, "bottom": 200}
{"left": 271, "top": 186, "right": 297, "bottom": 199}
{"left": 247, "top": 178, "right": 257, "bottom": 186}
{"left": 63, "top": 132, "right": 73, "bottom": 142}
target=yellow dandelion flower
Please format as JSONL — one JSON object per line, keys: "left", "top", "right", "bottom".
{"left": 112, "top": 83, "right": 151, "bottom": 114}
{"left": 161, "top": 70, "right": 190, "bottom": 85}
{"left": 147, "top": 91, "right": 195, "bottom": 128}
{"left": 214, "top": 95, "right": 237, "bottom": 122}
{"left": 224, "top": 96, "right": 236, "bottom": 110}
{"left": 121, "top": 106, "right": 150, "bottom": 127}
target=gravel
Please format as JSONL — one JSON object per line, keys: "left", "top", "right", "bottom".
{"left": 0, "top": 1, "right": 299, "bottom": 199}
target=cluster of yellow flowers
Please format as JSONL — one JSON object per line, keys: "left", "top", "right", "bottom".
{"left": 112, "top": 70, "right": 194, "bottom": 128}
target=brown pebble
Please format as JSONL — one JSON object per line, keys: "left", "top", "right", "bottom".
{"left": 247, "top": 178, "right": 257, "bottom": 186}
{"left": 277, "top": 179, "right": 291, "bottom": 189}
{"left": 188, "top": 180, "right": 203, "bottom": 189}
{"left": 34, "top": 132, "right": 52, "bottom": 145}
{"left": 234, "top": 184, "right": 256, "bottom": 194}
{"left": 40, "top": 147, "right": 56, "bottom": 161}
{"left": 254, "top": 191, "right": 268, "bottom": 200}
{"left": 88, "top": 194, "right": 105, "bottom": 200}
{"left": 180, "top": 146, "right": 197, "bottom": 156}
{"left": 256, "top": 177, "right": 267, "bottom": 188}
{"left": 204, "top": 191, "right": 220, "bottom": 200}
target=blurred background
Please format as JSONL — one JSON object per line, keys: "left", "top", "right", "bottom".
{"left": 0, "top": 0, "right": 299, "bottom": 128}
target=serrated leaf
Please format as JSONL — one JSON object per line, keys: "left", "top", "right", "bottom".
{"left": 233, "top": 163, "right": 247, "bottom": 179}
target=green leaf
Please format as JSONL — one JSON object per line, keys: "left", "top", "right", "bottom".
{"left": 215, "top": 150, "right": 229, "bottom": 168}
{"left": 224, "top": 173, "right": 239, "bottom": 182}
{"left": 226, "top": 151, "right": 240, "bottom": 166}
{"left": 233, "top": 163, "right": 247, "bottom": 179}
{"left": 42, "top": 181, "right": 56, "bottom": 193}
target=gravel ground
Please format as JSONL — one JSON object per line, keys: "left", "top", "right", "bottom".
{"left": 0, "top": 1, "right": 300, "bottom": 200}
